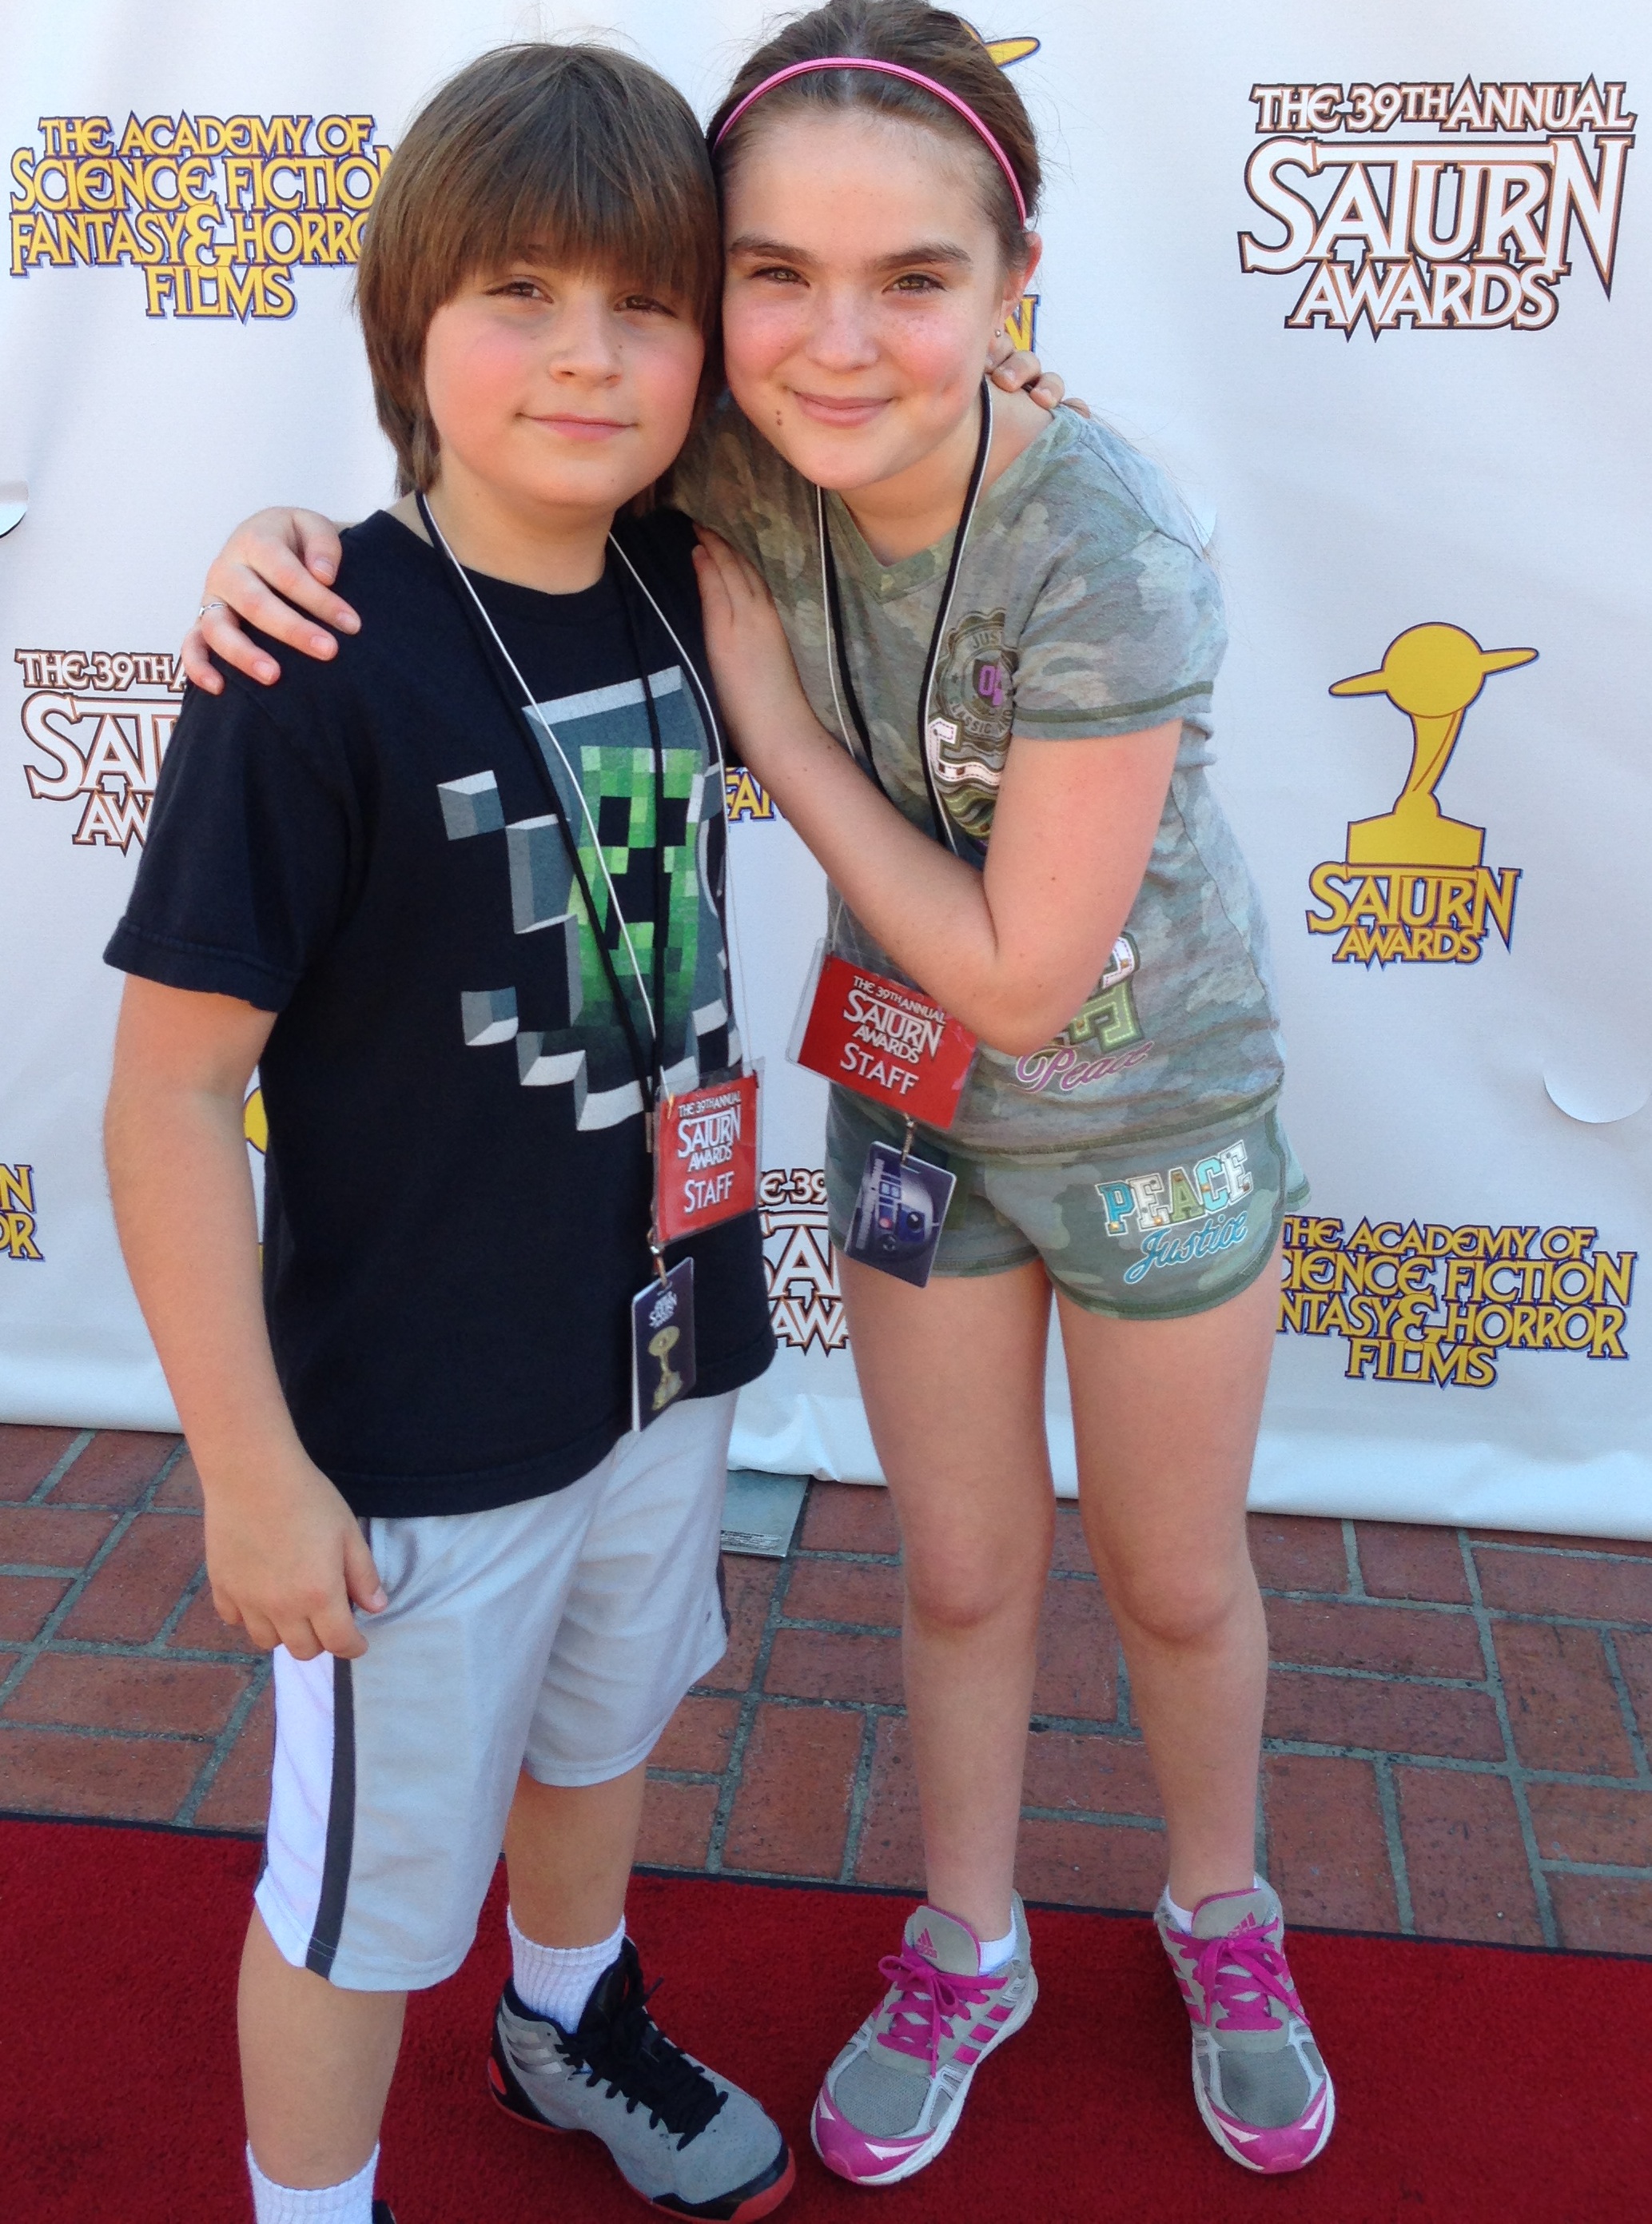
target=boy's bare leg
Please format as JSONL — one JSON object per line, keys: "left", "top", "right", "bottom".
{"left": 237, "top": 1768, "right": 651, "bottom": 2188}
{"left": 239, "top": 1911, "right": 404, "bottom": 2190}
{"left": 504, "top": 1760, "right": 649, "bottom": 1947}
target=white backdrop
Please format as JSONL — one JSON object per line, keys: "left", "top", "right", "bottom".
{"left": 2, "top": 1, "right": 1647, "bottom": 1536}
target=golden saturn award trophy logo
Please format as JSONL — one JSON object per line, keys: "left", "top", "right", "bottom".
{"left": 1306, "top": 622, "right": 1535, "bottom": 964}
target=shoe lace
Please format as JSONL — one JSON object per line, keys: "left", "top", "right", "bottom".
{"left": 874, "top": 1943, "right": 999, "bottom": 2071}
{"left": 1188, "top": 1923, "right": 1299, "bottom": 2035}
{"left": 555, "top": 1961, "right": 728, "bottom": 2146}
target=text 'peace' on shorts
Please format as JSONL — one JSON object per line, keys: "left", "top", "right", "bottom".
{"left": 255, "top": 1391, "right": 735, "bottom": 1992}
{"left": 826, "top": 1090, "right": 1307, "bottom": 1321}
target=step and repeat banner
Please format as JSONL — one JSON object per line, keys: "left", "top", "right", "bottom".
{"left": 2, "top": 2, "right": 1647, "bottom": 1533}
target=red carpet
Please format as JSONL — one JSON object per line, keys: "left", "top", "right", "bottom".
{"left": 3, "top": 1819, "right": 1647, "bottom": 2222}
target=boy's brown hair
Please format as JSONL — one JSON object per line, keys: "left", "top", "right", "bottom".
{"left": 357, "top": 42, "right": 723, "bottom": 492}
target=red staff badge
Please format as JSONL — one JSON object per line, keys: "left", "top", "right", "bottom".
{"left": 654, "top": 1074, "right": 759, "bottom": 1245}
{"left": 791, "top": 948, "right": 977, "bottom": 1130}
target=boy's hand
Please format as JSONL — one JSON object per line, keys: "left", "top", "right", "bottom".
{"left": 692, "top": 528, "right": 822, "bottom": 783}
{"left": 988, "top": 335, "right": 1091, "bottom": 419}
{"left": 203, "top": 1449, "right": 388, "bottom": 1660}
{"left": 183, "top": 508, "right": 357, "bottom": 695}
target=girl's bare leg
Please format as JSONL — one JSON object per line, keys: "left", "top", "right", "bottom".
{"left": 837, "top": 1253, "right": 1055, "bottom": 1941}
{"left": 1057, "top": 1255, "right": 1280, "bottom": 1908}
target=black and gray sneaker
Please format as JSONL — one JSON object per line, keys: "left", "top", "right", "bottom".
{"left": 488, "top": 1938, "right": 795, "bottom": 2218}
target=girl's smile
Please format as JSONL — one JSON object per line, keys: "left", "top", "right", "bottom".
{"left": 790, "top": 391, "right": 894, "bottom": 426}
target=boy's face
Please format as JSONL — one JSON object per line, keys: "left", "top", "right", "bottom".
{"left": 423, "top": 257, "right": 704, "bottom": 519}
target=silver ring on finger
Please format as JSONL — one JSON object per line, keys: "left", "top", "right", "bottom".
{"left": 197, "top": 599, "right": 225, "bottom": 618}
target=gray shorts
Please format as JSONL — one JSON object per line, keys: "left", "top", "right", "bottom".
{"left": 255, "top": 1391, "right": 734, "bottom": 1991}
{"left": 826, "top": 1090, "right": 1307, "bottom": 1320}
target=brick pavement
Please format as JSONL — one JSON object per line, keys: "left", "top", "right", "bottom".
{"left": 2, "top": 1423, "right": 1650, "bottom": 1955}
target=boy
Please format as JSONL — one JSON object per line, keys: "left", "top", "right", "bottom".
{"left": 103, "top": 45, "right": 790, "bottom": 2224}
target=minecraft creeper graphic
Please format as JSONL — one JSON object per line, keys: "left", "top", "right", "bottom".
{"left": 437, "top": 666, "right": 735, "bottom": 1131}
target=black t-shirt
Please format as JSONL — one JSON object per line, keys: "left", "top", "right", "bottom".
{"left": 105, "top": 506, "right": 773, "bottom": 1517}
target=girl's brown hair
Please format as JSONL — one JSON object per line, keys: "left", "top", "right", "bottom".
{"left": 357, "top": 43, "right": 722, "bottom": 492}
{"left": 707, "top": 1, "right": 1041, "bottom": 265}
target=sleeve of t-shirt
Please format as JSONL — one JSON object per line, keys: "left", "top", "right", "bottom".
{"left": 103, "top": 672, "right": 355, "bottom": 1013}
{"left": 1010, "top": 527, "right": 1227, "bottom": 741}
{"left": 662, "top": 400, "right": 770, "bottom": 567}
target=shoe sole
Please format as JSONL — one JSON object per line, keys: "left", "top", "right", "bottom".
{"left": 488, "top": 2050, "right": 797, "bottom": 2220}
{"left": 810, "top": 1967, "right": 1039, "bottom": 2188}
{"left": 1192, "top": 2051, "right": 1336, "bottom": 2175}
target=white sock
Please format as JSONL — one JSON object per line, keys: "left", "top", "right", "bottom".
{"left": 247, "top": 2143, "right": 376, "bottom": 2224}
{"left": 1165, "top": 1873, "right": 1267, "bottom": 1933}
{"left": 977, "top": 1917, "right": 1018, "bottom": 1975}
{"left": 508, "top": 1907, "right": 626, "bottom": 2029}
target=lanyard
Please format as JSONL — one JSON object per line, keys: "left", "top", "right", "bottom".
{"left": 817, "top": 379, "right": 993, "bottom": 860}
{"left": 416, "top": 490, "right": 674, "bottom": 1139}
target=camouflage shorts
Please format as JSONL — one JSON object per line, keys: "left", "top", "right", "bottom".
{"left": 826, "top": 1090, "right": 1307, "bottom": 1321}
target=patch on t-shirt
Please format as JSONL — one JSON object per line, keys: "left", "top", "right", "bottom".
{"left": 929, "top": 607, "right": 1017, "bottom": 840}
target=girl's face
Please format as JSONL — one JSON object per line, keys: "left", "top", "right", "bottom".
{"left": 719, "top": 112, "right": 1037, "bottom": 496}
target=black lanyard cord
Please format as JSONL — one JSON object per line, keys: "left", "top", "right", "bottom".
{"left": 415, "top": 491, "right": 663, "bottom": 1121}
{"left": 819, "top": 529, "right": 875, "bottom": 786}
{"left": 614, "top": 570, "right": 671, "bottom": 1102}
{"left": 818, "top": 380, "right": 994, "bottom": 859}
{"left": 604, "top": 531, "right": 751, "bottom": 1094}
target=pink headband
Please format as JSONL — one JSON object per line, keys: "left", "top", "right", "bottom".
{"left": 713, "top": 56, "right": 1029, "bottom": 228}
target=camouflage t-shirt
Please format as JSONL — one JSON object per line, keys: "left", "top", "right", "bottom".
{"left": 672, "top": 398, "right": 1284, "bottom": 1159}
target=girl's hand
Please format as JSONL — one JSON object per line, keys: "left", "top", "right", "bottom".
{"left": 182, "top": 508, "right": 357, "bottom": 693}
{"left": 692, "top": 528, "right": 823, "bottom": 783}
{"left": 988, "top": 336, "right": 1090, "bottom": 419}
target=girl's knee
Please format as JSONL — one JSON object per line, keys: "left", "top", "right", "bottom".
{"left": 1105, "top": 1560, "right": 1259, "bottom": 1650}
{"left": 903, "top": 1544, "right": 1046, "bottom": 1637}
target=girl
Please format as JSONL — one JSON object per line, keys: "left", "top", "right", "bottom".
{"left": 185, "top": 1, "right": 1332, "bottom": 2187}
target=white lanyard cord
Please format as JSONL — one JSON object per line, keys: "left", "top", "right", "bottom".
{"left": 420, "top": 502, "right": 657, "bottom": 1038}
{"left": 607, "top": 534, "right": 725, "bottom": 781}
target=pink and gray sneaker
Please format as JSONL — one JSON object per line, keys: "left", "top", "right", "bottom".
{"left": 811, "top": 1895, "right": 1037, "bottom": 2186}
{"left": 1154, "top": 1879, "right": 1334, "bottom": 2173}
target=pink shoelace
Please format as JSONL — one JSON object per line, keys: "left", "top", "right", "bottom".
{"left": 874, "top": 1944, "right": 1000, "bottom": 2069}
{"left": 1184, "top": 1923, "right": 1301, "bottom": 2034}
